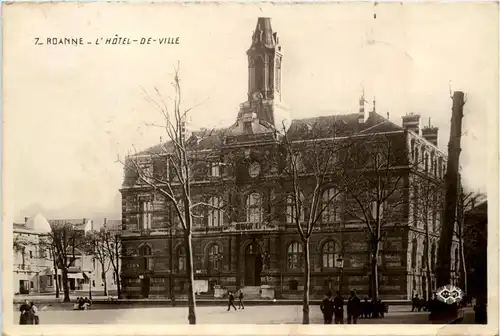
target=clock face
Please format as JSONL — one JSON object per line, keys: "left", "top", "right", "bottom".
{"left": 249, "top": 162, "right": 261, "bottom": 178}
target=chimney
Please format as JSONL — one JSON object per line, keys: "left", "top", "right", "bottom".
{"left": 401, "top": 113, "right": 421, "bottom": 135}
{"left": 422, "top": 126, "right": 439, "bottom": 146}
{"left": 24, "top": 217, "right": 28, "bottom": 225}
{"left": 83, "top": 218, "right": 87, "bottom": 224}
{"left": 358, "top": 92, "right": 367, "bottom": 124}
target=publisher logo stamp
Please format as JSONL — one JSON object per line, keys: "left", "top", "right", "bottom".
{"left": 436, "top": 284, "right": 463, "bottom": 304}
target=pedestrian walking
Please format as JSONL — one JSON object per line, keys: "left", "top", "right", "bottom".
{"left": 346, "top": 290, "right": 361, "bottom": 324}
{"left": 320, "top": 290, "right": 334, "bottom": 324}
{"left": 19, "top": 299, "right": 33, "bottom": 325}
{"left": 237, "top": 290, "right": 245, "bottom": 310}
{"left": 227, "top": 291, "right": 237, "bottom": 311}
{"left": 30, "top": 302, "right": 40, "bottom": 325}
{"left": 412, "top": 294, "right": 420, "bottom": 312}
{"left": 333, "top": 291, "right": 344, "bottom": 324}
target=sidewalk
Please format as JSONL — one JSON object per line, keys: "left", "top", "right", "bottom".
{"left": 14, "top": 294, "right": 411, "bottom": 307}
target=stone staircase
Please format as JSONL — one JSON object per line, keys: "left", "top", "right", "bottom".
{"left": 241, "top": 286, "right": 261, "bottom": 299}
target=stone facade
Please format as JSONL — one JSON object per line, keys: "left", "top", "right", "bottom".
{"left": 120, "top": 17, "right": 453, "bottom": 300}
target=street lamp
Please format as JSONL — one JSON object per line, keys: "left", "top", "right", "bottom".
{"left": 214, "top": 253, "right": 224, "bottom": 286}
{"left": 336, "top": 256, "right": 344, "bottom": 293}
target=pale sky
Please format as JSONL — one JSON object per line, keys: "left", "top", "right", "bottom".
{"left": 4, "top": 2, "right": 498, "bottom": 221}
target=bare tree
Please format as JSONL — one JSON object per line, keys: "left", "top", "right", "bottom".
{"left": 455, "top": 186, "right": 485, "bottom": 294}
{"left": 85, "top": 230, "right": 112, "bottom": 296}
{"left": 102, "top": 226, "right": 122, "bottom": 298}
{"left": 119, "top": 63, "right": 214, "bottom": 324}
{"left": 409, "top": 174, "right": 444, "bottom": 301}
{"left": 276, "top": 120, "right": 359, "bottom": 324}
{"left": 342, "top": 132, "right": 410, "bottom": 311}
{"left": 48, "top": 221, "right": 86, "bottom": 302}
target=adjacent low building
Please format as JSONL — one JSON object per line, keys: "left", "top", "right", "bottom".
{"left": 13, "top": 214, "right": 53, "bottom": 294}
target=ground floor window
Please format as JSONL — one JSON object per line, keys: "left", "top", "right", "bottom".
{"left": 289, "top": 280, "right": 298, "bottom": 290}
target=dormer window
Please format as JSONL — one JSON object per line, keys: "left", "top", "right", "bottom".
{"left": 210, "top": 162, "right": 221, "bottom": 177}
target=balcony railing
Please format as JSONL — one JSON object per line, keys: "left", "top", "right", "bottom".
{"left": 222, "top": 222, "right": 279, "bottom": 232}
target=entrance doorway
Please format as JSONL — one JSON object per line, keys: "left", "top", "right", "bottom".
{"left": 140, "top": 276, "right": 150, "bottom": 298}
{"left": 244, "top": 241, "right": 263, "bottom": 286}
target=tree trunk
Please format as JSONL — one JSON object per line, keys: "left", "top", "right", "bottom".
{"left": 115, "top": 268, "right": 121, "bottom": 299}
{"left": 184, "top": 231, "right": 197, "bottom": 324}
{"left": 114, "top": 241, "right": 121, "bottom": 298}
{"left": 302, "top": 238, "right": 311, "bottom": 324}
{"left": 62, "top": 270, "right": 71, "bottom": 302}
{"left": 54, "top": 267, "right": 60, "bottom": 298}
{"left": 459, "top": 233, "right": 467, "bottom": 293}
{"left": 424, "top": 214, "right": 432, "bottom": 301}
{"left": 101, "top": 263, "right": 108, "bottom": 296}
{"left": 371, "top": 236, "right": 380, "bottom": 316}
{"left": 437, "top": 91, "right": 464, "bottom": 287}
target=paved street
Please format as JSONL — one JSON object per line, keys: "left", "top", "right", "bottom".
{"left": 14, "top": 304, "right": 445, "bottom": 324}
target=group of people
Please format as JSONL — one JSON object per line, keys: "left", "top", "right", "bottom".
{"left": 320, "top": 290, "right": 388, "bottom": 324}
{"left": 19, "top": 300, "right": 39, "bottom": 325}
{"left": 227, "top": 290, "right": 245, "bottom": 311}
{"left": 73, "top": 297, "right": 92, "bottom": 310}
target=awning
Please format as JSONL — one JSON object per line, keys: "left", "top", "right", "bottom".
{"left": 67, "top": 273, "right": 84, "bottom": 279}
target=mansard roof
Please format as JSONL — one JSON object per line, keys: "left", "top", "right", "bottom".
{"left": 134, "top": 111, "right": 405, "bottom": 156}
{"left": 136, "top": 128, "right": 229, "bottom": 156}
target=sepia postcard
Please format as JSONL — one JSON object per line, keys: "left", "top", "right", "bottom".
{"left": 2, "top": 1, "right": 499, "bottom": 335}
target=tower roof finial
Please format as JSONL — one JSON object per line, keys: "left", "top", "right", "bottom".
{"left": 251, "top": 17, "right": 276, "bottom": 48}
{"left": 373, "top": 96, "right": 377, "bottom": 113}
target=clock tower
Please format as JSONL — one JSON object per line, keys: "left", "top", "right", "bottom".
{"left": 229, "top": 17, "right": 291, "bottom": 136}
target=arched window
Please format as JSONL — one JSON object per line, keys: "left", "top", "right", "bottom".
{"left": 322, "top": 241, "right": 338, "bottom": 268}
{"left": 430, "top": 243, "right": 436, "bottom": 272}
{"left": 139, "top": 244, "right": 153, "bottom": 271}
{"left": 177, "top": 246, "right": 185, "bottom": 272}
{"left": 287, "top": 242, "right": 303, "bottom": 269}
{"left": 286, "top": 193, "right": 305, "bottom": 223}
{"left": 208, "top": 196, "right": 224, "bottom": 227}
{"left": 411, "top": 239, "right": 418, "bottom": 269}
{"left": 322, "top": 188, "right": 341, "bottom": 222}
{"left": 254, "top": 57, "right": 264, "bottom": 92}
{"left": 414, "top": 147, "right": 419, "bottom": 166}
{"left": 139, "top": 244, "right": 152, "bottom": 256}
{"left": 246, "top": 192, "right": 263, "bottom": 223}
{"left": 208, "top": 244, "right": 222, "bottom": 271}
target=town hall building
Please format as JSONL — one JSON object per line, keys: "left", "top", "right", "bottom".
{"left": 119, "top": 18, "right": 458, "bottom": 300}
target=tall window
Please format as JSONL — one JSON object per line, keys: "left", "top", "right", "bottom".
{"left": 438, "top": 157, "right": 443, "bottom": 178}
{"left": 275, "top": 57, "right": 282, "bottom": 92}
{"left": 322, "top": 188, "right": 341, "bottom": 222}
{"left": 415, "top": 147, "right": 420, "bottom": 166}
{"left": 287, "top": 242, "right": 303, "bottom": 269}
{"left": 322, "top": 241, "right": 338, "bottom": 268}
{"left": 208, "top": 244, "right": 222, "bottom": 271}
{"left": 424, "top": 152, "right": 429, "bottom": 172}
{"left": 413, "top": 184, "right": 419, "bottom": 223}
{"left": 411, "top": 239, "right": 418, "bottom": 269}
{"left": 454, "top": 248, "right": 459, "bottom": 272}
{"left": 410, "top": 140, "right": 415, "bottom": 162}
{"left": 177, "top": 246, "right": 185, "bottom": 272}
{"left": 430, "top": 243, "right": 436, "bottom": 272}
{"left": 138, "top": 196, "right": 153, "bottom": 230}
{"left": 286, "top": 193, "right": 305, "bottom": 223}
{"left": 139, "top": 244, "right": 153, "bottom": 271}
{"left": 246, "top": 192, "right": 263, "bottom": 223}
{"left": 208, "top": 196, "right": 224, "bottom": 227}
